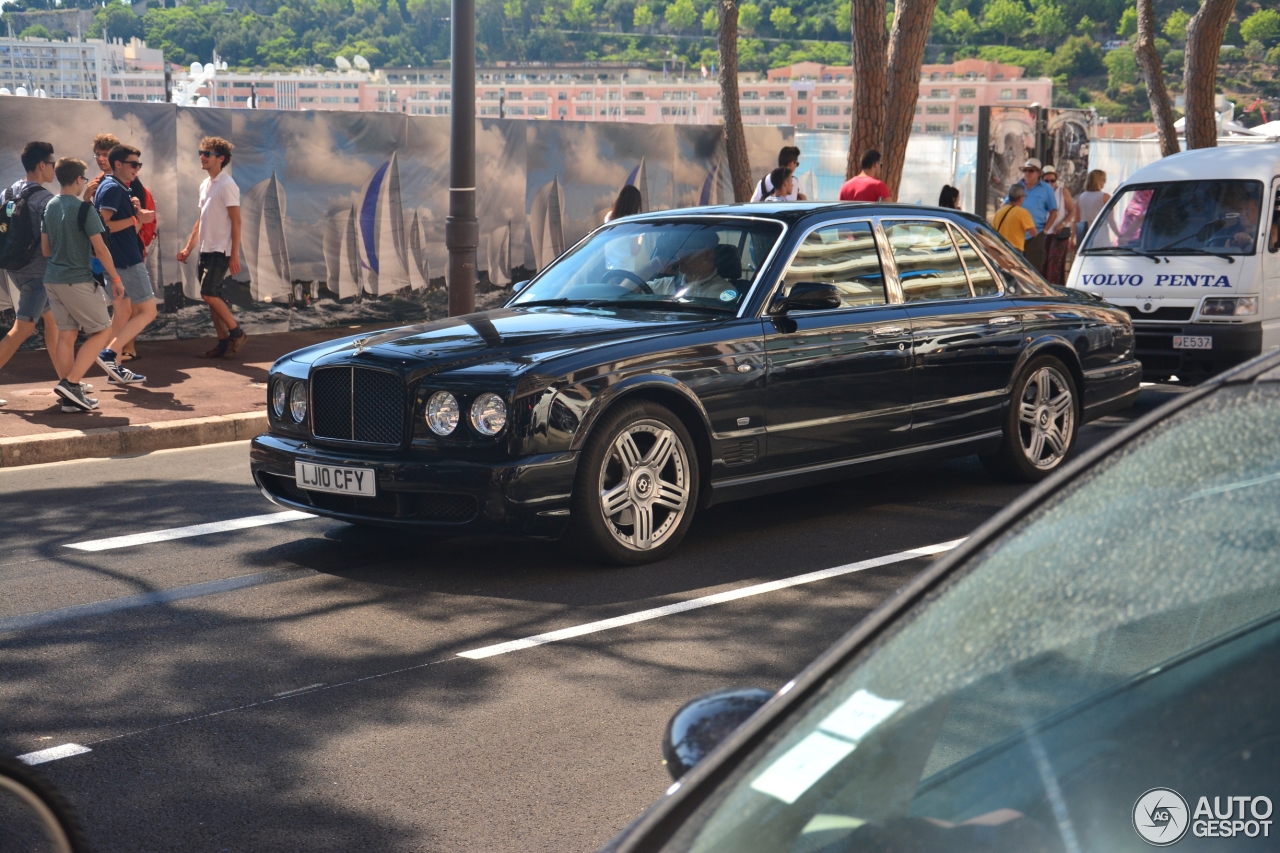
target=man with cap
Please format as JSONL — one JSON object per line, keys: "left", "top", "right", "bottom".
{"left": 1010, "top": 157, "right": 1057, "bottom": 271}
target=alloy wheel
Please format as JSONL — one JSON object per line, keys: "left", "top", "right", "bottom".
{"left": 598, "top": 419, "right": 691, "bottom": 551}
{"left": 1017, "top": 365, "right": 1075, "bottom": 470}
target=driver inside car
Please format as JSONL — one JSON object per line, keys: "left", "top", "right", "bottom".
{"left": 1213, "top": 189, "right": 1261, "bottom": 251}
{"left": 649, "top": 230, "right": 740, "bottom": 302}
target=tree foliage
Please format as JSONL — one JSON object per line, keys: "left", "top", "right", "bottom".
{"left": 1240, "top": 9, "right": 1280, "bottom": 47}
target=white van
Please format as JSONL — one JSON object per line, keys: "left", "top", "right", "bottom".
{"left": 1068, "top": 144, "right": 1280, "bottom": 383}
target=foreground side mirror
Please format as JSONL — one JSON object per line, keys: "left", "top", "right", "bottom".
{"left": 511, "top": 279, "right": 532, "bottom": 293}
{"left": 662, "top": 687, "right": 773, "bottom": 780}
{"left": 772, "top": 282, "right": 840, "bottom": 314}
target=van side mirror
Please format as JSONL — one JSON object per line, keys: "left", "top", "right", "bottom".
{"left": 772, "top": 282, "right": 840, "bottom": 314}
{"left": 662, "top": 687, "right": 773, "bottom": 780}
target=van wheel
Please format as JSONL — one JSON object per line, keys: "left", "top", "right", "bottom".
{"left": 570, "top": 401, "right": 699, "bottom": 565}
{"left": 982, "top": 356, "right": 1078, "bottom": 482}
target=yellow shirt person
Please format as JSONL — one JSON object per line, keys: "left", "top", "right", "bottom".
{"left": 992, "top": 185, "right": 1037, "bottom": 252}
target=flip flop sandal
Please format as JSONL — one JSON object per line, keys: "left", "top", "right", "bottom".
{"left": 120, "top": 351, "right": 140, "bottom": 363}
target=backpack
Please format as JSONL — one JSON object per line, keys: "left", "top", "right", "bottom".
{"left": 0, "top": 183, "right": 45, "bottom": 270}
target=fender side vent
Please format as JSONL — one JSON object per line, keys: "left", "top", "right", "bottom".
{"left": 723, "top": 439, "right": 759, "bottom": 466}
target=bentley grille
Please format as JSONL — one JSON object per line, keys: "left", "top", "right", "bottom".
{"left": 311, "top": 366, "right": 406, "bottom": 446}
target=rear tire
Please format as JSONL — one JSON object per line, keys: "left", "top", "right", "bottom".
{"left": 981, "top": 356, "right": 1079, "bottom": 482}
{"left": 570, "top": 401, "right": 699, "bottom": 565}
{"left": 0, "top": 756, "right": 91, "bottom": 852}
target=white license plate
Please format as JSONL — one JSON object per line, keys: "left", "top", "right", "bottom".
{"left": 294, "top": 461, "right": 377, "bottom": 496}
{"left": 1173, "top": 335, "right": 1213, "bottom": 350}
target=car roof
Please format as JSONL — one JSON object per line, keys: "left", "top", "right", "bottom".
{"left": 1119, "top": 141, "right": 1280, "bottom": 186}
{"left": 622, "top": 201, "right": 984, "bottom": 227}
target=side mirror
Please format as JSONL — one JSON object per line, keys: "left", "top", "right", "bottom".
{"left": 772, "top": 282, "right": 840, "bottom": 314}
{"left": 511, "top": 279, "right": 532, "bottom": 293}
{"left": 662, "top": 687, "right": 773, "bottom": 780}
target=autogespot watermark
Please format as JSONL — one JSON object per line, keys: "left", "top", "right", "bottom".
{"left": 1133, "top": 788, "right": 1274, "bottom": 845}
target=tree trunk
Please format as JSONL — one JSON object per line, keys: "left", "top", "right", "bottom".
{"left": 881, "top": 0, "right": 938, "bottom": 197}
{"left": 1183, "top": 0, "right": 1235, "bottom": 149}
{"left": 717, "top": 0, "right": 753, "bottom": 202}
{"left": 847, "top": 0, "right": 887, "bottom": 179}
{"left": 1133, "top": 0, "right": 1179, "bottom": 157}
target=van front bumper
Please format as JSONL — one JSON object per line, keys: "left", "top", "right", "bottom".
{"left": 1129, "top": 321, "right": 1262, "bottom": 384}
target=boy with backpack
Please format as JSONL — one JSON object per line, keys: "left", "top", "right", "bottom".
{"left": 41, "top": 157, "right": 124, "bottom": 412}
{"left": 92, "top": 143, "right": 154, "bottom": 384}
{"left": 0, "top": 141, "right": 67, "bottom": 407}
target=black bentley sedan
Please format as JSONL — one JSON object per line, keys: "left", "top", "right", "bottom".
{"left": 250, "top": 203, "right": 1141, "bottom": 564}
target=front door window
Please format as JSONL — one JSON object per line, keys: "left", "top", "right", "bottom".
{"left": 780, "top": 222, "right": 887, "bottom": 308}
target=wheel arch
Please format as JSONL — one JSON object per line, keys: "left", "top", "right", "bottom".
{"left": 1015, "top": 336, "right": 1087, "bottom": 411}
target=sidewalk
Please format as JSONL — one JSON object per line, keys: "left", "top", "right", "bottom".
{"left": 0, "top": 323, "right": 399, "bottom": 467}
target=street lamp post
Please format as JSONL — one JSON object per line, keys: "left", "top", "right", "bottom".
{"left": 446, "top": 0, "right": 478, "bottom": 316}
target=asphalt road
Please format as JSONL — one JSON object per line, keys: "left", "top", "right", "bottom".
{"left": 0, "top": 386, "right": 1181, "bottom": 853}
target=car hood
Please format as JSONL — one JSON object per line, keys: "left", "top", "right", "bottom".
{"left": 284, "top": 305, "right": 718, "bottom": 375}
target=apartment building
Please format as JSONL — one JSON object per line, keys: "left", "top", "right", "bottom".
{"left": 0, "top": 35, "right": 165, "bottom": 102}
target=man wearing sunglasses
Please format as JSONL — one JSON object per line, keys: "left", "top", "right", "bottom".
{"left": 178, "top": 137, "right": 245, "bottom": 359}
{"left": 91, "top": 143, "right": 155, "bottom": 385}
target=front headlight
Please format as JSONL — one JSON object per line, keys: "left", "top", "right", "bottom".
{"left": 289, "top": 382, "right": 308, "bottom": 423}
{"left": 470, "top": 393, "right": 508, "bottom": 436}
{"left": 426, "top": 391, "right": 460, "bottom": 435}
{"left": 1201, "top": 296, "right": 1258, "bottom": 317}
{"left": 271, "top": 379, "right": 289, "bottom": 419}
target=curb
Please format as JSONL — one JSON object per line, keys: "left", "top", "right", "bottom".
{"left": 0, "top": 411, "right": 267, "bottom": 468}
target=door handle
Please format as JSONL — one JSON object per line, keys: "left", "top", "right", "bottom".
{"left": 870, "top": 325, "right": 905, "bottom": 336}
{"left": 987, "top": 316, "right": 1019, "bottom": 326}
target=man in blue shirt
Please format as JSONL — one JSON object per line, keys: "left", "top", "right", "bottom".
{"left": 1013, "top": 157, "right": 1057, "bottom": 273}
{"left": 92, "top": 144, "right": 155, "bottom": 385}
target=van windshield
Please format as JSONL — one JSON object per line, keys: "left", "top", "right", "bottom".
{"left": 1082, "top": 179, "right": 1263, "bottom": 256}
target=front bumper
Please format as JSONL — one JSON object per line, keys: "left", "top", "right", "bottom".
{"left": 250, "top": 433, "right": 578, "bottom": 538}
{"left": 1130, "top": 321, "right": 1262, "bottom": 384}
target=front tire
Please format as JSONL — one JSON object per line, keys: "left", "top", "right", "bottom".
{"left": 982, "top": 356, "right": 1079, "bottom": 482}
{"left": 570, "top": 401, "right": 699, "bottom": 565}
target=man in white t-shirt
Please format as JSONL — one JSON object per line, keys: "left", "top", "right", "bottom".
{"left": 178, "top": 136, "right": 246, "bottom": 359}
{"left": 750, "top": 145, "right": 807, "bottom": 202}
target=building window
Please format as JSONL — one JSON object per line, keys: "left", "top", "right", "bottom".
{"left": 322, "top": 82, "right": 339, "bottom": 89}
{"left": 1016, "top": 88, "right": 1028, "bottom": 99}
{"left": 741, "top": 106, "right": 761, "bottom": 115}
{"left": 482, "top": 91, "right": 500, "bottom": 99}
{"left": 926, "top": 104, "right": 949, "bottom": 114}
{"left": 958, "top": 87, "right": 976, "bottom": 98}
{"left": 912, "top": 122, "right": 923, "bottom": 131}
{"left": 764, "top": 105, "right": 787, "bottom": 115}
{"left": 232, "top": 81, "right": 253, "bottom": 88}
{"left": 767, "top": 90, "right": 786, "bottom": 99}
{"left": 507, "top": 105, "right": 524, "bottom": 114}
{"left": 530, "top": 91, "right": 547, "bottom": 99}
{"left": 436, "top": 105, "right": 450, "bottom": 114}
{"left": 577, "top": 91, "right": 592, "bottom": 100}
{"left": 915, "top": 105, "right": 922, "bottom": 114}
{"left": 624, "top": 105, "right": 646, "bottom": 115}
{"left": 437, "top": 91, "right": 450, "bottom": 100}
{"left": 558, "top": 106, "right": 567, "bottom": 116}
{"left": 321, "top": 96, "right": 340, "bottom": 103}
{"left": 480, "top": 105, "right": 499, "bottom": 115}
{"left": 797, "top": 90, "right": 807, "bottom": 99}
{"left": 1000, "top": 89, "right": 1013, "bottom": 99}
{"left": 929, "top": 88, "right": 948, "bottom": 98}
{"left": 299, "top": 82, "right": 318, "bottom": 89}
{"left": 844, "top": 105, "right": 852, "bottom": 115}
{"left": 958, "top": 121, "right": 974, "bottom": 132}
{"left": 344, "top": 82, "right": 359, "bottom": 89}
{"left": 626, "top": 91, "right": 644, "bottom": 100}
{"left": 958, "top": 104, "right": 975, "bottom": 114}
{"left": 576, "top": 105, "right": 593, "bottom": 115}
{"left": 528, "top": 105, "right": 547, "bottom": 115}
{"left": 925, "top": 122, "right": 950, "bottom": 132}
{"left": 300, "top": 96, "right": 316, "bottom": 102}
{"left": 818, "top": 89, "right": 838, "bottom": 99}
{"left": 558, "top": 91, "right": 567, "bottom": 100}
{"left": 796, "top": 106, "right": 807, "bottom": 115}
{"left": 741, "top": 91, "right": 759, "bottom": 99}
{"left": 817, "top": 122, "right": 841, "bottom": 129}
{"left": 817, "top": 105, "right": 839, "bottom": 115}
{"left": 507, "top": 90, "right": 523, "bottom": 99}
{"left": 344, "top": 96, "right": 359, "bottom": 103}
{"left": 232, "top": 95, "right": 249, "bottom": 102}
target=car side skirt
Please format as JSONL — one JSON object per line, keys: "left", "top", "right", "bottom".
{"left": 705, "top": 429, "right": 1003, "bottom": 506}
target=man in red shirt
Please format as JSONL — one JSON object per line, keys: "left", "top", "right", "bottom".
{"left": 839, "top": 150, "right": 891, "bottom": 202}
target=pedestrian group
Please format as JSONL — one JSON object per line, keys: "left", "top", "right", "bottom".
{"left": 0, "top": 134, "right": 246, "bottom": 412}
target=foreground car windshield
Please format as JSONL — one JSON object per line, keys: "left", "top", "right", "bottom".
{"left": 1083, "top": 179, "right": 1264, "bottom": 256}
{"left": 664, "top": 382, "right": 1280, "bottom": 853}
{"left": 510, "top": 219, "right": 784, "bottom": 312}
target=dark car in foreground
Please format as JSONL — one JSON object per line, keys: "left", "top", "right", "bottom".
{"left": 603, "top": 350, "right": 1280, "bottom": 852}
{"left": 251, "top": 203, "right": 1140, "bottom": 564}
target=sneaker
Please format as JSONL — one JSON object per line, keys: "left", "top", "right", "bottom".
{"left": 0, "top": 399, "right": 7, "bottom": 407}
{"left": 106, "top": 365, "right": 146, "bottom": 385}
{"left": 226, "top": 330, "right": 249, "bottom": 355}
{"left": 96, "top": 351, "right": 127, "bottom": 383}
{"left": 198, "top": 340, "right": 229, "bottom": 359}
{"left": 54, "top": 380, "right": 98, "bottom": 411}
{"left": 79, "top": 382, "right": 93, "bottom": 392}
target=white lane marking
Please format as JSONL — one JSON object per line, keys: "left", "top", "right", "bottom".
{"left": 64, "top": 510, "right": 316, "bottom": 552}
{"left": 273, "top": 683, "right": 326, "bottom": 698}
{"left": 17, "top": 743, "right": 91, "bottom": 765}
{"left": 458, "top": 538, "right": 965, "bottom": 660}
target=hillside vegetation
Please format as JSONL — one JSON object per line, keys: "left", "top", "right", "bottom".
{"left": 4, "top": 0, "right": 1277, "bottom": 123}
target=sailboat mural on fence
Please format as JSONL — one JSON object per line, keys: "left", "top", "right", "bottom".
{"left": 242, "top": 171, "right": 292, "bottom": 302}
{"left": 626, "top": 158, "right": 650, "bottom": 213}
{"left": 324, "top": 205, "right": 363, "bottom": 300}
{"left": 356, "top": 151, "right": 410, "bottom": 295}
{"left": 407, "top": 210, "right": 429, "bottom": 291}
{"left": 529, "top": 176, "right": 565, "bottom": 271}
{"left": 487, "top": 221, "right": 512, "bottom": 287}
{"left": 698, "top": 164, "right": 719, "bottom": 206}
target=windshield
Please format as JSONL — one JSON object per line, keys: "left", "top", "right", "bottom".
{"left": 1082, "top": 179, "right": 1264, "bottom": 256}
{"left": 662, "top": 381, "right": 1280, "bottom": 853}
{"left": 509, "top": 219, "right": 783, "bottom": 313}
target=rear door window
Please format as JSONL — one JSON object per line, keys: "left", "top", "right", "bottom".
{"left": 883, "top": 221, "right": 970, "bottom": 303}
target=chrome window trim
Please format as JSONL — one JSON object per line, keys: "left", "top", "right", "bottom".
{"left": 877, "top": 215, "right": 1010, "bottom": 308}
{"left": 505, "top": 213, "right": 790, "bottom": 321}
{"left": 751, "top": 216, "right": 889, "bottom": 318}
{"left": 947, "top": 220, "right": 1007, "bottom": 297}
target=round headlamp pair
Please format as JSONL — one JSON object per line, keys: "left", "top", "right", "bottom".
{"left": 271, "top": 379, "right": 308, "bottom": 424}
{"left": 425, "top": 391, "right": 507, "bottom": 436}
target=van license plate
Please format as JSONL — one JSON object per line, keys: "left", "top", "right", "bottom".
{"left": 295, "top": 461, "right": 376, "bottom": 496}
{"left": 1173, "top": 336, "right": 1212, "bottom": 350}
